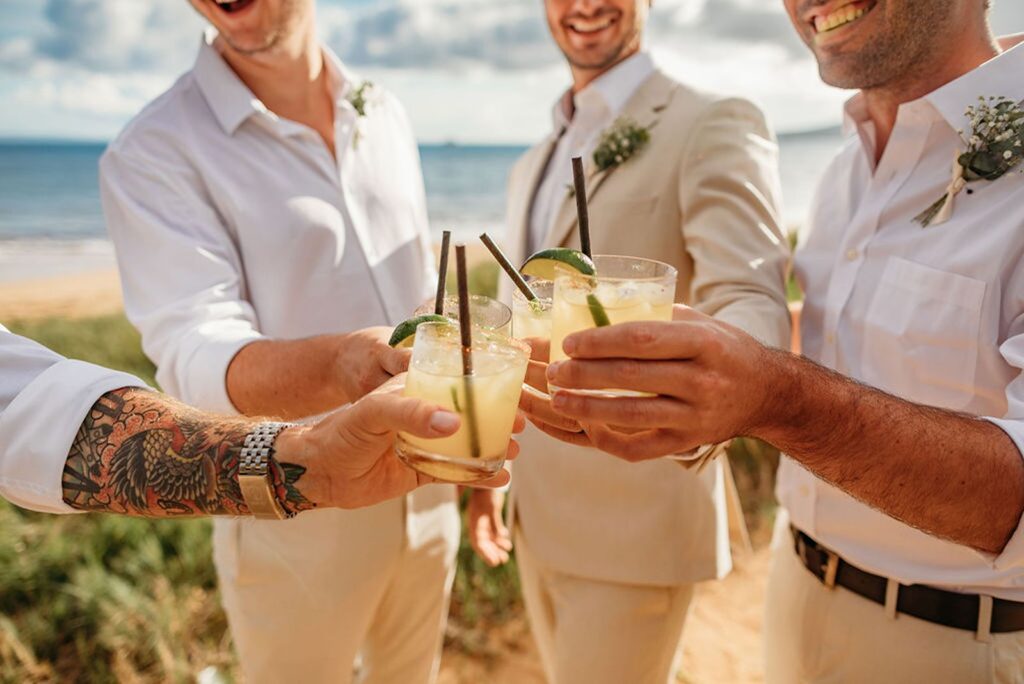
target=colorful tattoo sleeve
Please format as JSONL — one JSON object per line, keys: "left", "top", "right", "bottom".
{"left": 62, "top": 388, "right": 314, "bottom": 517}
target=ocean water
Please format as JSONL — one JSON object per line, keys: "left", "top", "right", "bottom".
{"left": 0, "top": 130, "right": 842, "bottom": 245}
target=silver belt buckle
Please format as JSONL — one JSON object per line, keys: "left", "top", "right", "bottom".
{"left": 823, "top": 550, "right": 840, "bottom": 589}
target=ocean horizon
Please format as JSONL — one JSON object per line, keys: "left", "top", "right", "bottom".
{"left": 0, "top": 131, "right": 842, "bottom": 282}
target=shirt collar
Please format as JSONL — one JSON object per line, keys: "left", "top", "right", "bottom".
{"left": 193, "top": 28, "right": 357, "bottom": 134}
{"left": 551, "top": 51, "right": 656, "bottom": 133}
{"left": 193, "top": 29, "right": 263, "bottom": 135}
{"left": 924, "top": 40, "right": 1024, "bottom": 130}
{"left": 842, "top": 40, "right": 1024, "bottom": 138}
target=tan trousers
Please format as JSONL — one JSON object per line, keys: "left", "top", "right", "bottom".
{"left": 765, "top": 534, "right": 1024, "bottom": 684}
{"left": 515, "top": 530, "right": 695, "bottom": 684}
{"left": 214, "top": 503, "right": 459, "bottom": 684}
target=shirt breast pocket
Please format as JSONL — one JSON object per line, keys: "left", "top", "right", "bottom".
{"left": 860, "top": 257, "right": 986, "bottom": 410}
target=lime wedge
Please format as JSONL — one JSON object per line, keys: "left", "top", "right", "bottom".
{"left": 520, "top": 248, "right": 596, "bottom": 280}
{"left": 586, "top": 294, "right": 611, "bottom": 327}
{"left": 388, "top": 314, "right": 449, "bottom": 348}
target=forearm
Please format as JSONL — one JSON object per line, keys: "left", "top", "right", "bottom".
{"left": 61, "top": 388, "right": 315, "bottom": 517}
{"left": 758, "top": 350, "right": 1024, "bottom": 554}
{"left": 227, "top": 336, "right": 346, "bottom": 419}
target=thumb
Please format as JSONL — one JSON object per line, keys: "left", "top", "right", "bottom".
{"left": 355, "top": 393, "right": 461, "bottom": 439}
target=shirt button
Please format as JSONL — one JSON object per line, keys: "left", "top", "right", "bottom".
{"left": 799, "top": 485, "right": 810, "bottom": 497}
{"left": 845, "top": 249, "right": 859, "bottom": 261}
{"left": 825, "top": 332, "right": 836, "bottom": 345}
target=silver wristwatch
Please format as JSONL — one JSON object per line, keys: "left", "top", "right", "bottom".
{"left": 238, "top": 422, "right": 294, "bottom": 520}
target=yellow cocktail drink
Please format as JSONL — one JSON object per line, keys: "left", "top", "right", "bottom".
{"left": 397, "top": 322, "right": 529, "bottom": 482}
{"left": 549, "top": 255, "right": 677, "bottom": 396}
{"left": 512, "top": 278, "right": 553, "bottom": 341}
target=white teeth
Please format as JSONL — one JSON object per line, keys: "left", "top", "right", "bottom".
{"left": 814, "top": 4, "right": 869, "bottom": 34}
{"left": 568, "top": 17, "right": 614, "bottom": 33}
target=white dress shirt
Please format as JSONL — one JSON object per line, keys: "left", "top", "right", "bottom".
{"left": 528, "top": 52, "right": 655, "bottom": 254}
{"left": 100, "top": 32, "right": 451, "bottom": 546}
{"left": 787, "top": 42, "right": 1024, "bottom": 600}
{"left": 101, "top": 31, "right": 437, "bottom": 415}
{"left": 0, "top": 326, "right": 146, "bottom": 513}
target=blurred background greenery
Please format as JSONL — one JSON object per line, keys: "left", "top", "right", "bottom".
{"left": 2, "top": 260, "right": 781, "bottom": 682}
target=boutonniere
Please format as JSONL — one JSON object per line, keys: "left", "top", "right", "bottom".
{"left": 915, "top": 96, "right": 1024, "bottom": 227}
{"left": 593, "top": 117, "right": 651, "bottom": 172}
{"left": 345, "top": 80, "right": 376, "bottom": 149}
{"left": 565, "top": 117, "right": 652, "bottom": 199}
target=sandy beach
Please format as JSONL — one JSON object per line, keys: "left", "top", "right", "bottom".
{"left": 0, "top": 240, "right": 494, "bottom": 322}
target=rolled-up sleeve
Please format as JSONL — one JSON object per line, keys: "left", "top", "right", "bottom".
{"left": 0, "top": 331, "right": 146, "bottom": 513}
{"left": 100, "top": 141, "right": 262, "bottom": 414}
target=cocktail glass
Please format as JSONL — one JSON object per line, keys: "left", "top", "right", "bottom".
{"left": 512, "top": 278, "right": 553, "bottom": 341}
{"left": 397, "top": 322, "right": 529, "bottom": 482}
{"left": 416, "top": 295, "right": 511, "bottom": 335}
{"left": 549, "top": 255, "right": 677, "bottom": 397}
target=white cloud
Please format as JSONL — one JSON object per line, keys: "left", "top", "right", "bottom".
{"left": 2, "top": 0, "right": 1024, "bottom": 141}
{"left": 31, "top": 0, "right": 200, "bottom": 73}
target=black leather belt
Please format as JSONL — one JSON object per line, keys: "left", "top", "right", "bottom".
{"left": 791, "top": 525, "right": 1024, "bottom": 634}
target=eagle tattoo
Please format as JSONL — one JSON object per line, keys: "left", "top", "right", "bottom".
{"left": 109, "top": 426, "right": 224, "bottom": 514}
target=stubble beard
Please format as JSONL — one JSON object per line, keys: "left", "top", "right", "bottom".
{"left": 816, "top": 0, "right": 955, "bottom": 92}
{"left": 564, "top": 24, "right": 642, "bottom": 74}
{"left": 219, "top": 0, "right": 304, "bottom": 56}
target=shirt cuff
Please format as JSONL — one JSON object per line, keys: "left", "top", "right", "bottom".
{"left": 983, "top": 417, "right": 1024, "bottom": 569}
{"left": 161, "top": 323, "right": 263, "bottom": 415}
{"left": 0, "top": 360, "right": 148, "bottom": 514}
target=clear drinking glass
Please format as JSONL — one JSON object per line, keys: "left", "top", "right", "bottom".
{"left": 396, "top": 322, "right": 530, "bottom": 482}
{"left": 549, "top": 255, "right": 677, "bottom": 397}
{"left": 416, "top": 295, "right": 512, "bottom": 335}
{"left": 512, "top": 278, "right": 553, "bottom": 341}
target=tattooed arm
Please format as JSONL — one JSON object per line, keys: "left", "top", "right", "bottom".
{"left": 60, "top": 378, "right": 517, "bottom": 518}
{"left": 61, "top": 387, "right": 303, "bottom": 517}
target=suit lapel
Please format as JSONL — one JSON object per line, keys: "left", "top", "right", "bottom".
{"left": 544, "top": 71, "right": 677, "bottom": 250}
{"left": 508, "top": 132, "right": 560, "bottom": 266}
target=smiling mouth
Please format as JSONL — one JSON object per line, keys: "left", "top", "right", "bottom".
{"left": 213, "top": 0, "right": 255, "bottom": 14}
{"left": 565, "top": 13, "right": 618, "bottom": 36}
{"left": 811, "top": 0, "right": 876, "bottom": 36}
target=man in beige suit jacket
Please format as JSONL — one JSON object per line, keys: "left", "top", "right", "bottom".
{"left": 465, "top": 1, "right": 791, "bottom": 682}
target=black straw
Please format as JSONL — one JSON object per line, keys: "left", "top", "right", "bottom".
{"left": 434, "top": 230, "right": 452, "bottom": 315}
{"left": 479, "top": 233, "right": 537, "bottom": 301}
{"left": 571, "top": 157, "right": 592, "bottom": 258}
{"left": 455, "top": 245, "right": 481, "bottom": 458}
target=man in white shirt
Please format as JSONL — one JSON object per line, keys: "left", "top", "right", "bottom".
{"left": 470, "top": 1, "right": 790, "bottom": 681}
{"left": 538, "top": 3, "right": 1024, "bottom": 681}
{"left": 99, "top": 1, "right": 455, "bottom": 681}
{"left": 0, "top": 326, "right": 513, "bottom": 518}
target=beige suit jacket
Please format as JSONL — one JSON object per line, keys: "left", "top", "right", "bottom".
{"left": 504, "top": 70, "right": 791, "bottom": 586}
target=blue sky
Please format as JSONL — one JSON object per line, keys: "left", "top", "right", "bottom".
{"left": 2, "top": 0, "right": 1023, "bottom": 143}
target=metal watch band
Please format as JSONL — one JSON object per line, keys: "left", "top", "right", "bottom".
{"left": 238, "top": 422, "right": 294, "bottom": 520}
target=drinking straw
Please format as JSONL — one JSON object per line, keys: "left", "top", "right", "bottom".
{"left": 455, "top": 245, "right": 482, "bottom": 459}
{"left": 435, "top": 230, "right": 452, "bottom": 315}
{"left": 571, "top": 157, "right": 592, "bottom": 259}
{"left": 571, "top": 157, "right": 608, "bottom": 326}
{"left": 479, "top": 233, "right": 538, "bottom": 301}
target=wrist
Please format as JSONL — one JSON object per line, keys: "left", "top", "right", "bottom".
{"left": 749, "top": 347, "right": 803, "bottom": 445}
{"left": 269, "top": 425, "right": 323, "bottom": 512}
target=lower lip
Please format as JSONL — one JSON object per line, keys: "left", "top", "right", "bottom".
{"left": 812, "top": 1, "right": 875, "bottom": 46}
{"left": 213, "top": 0, "right": 257, "bottom": 16}
{"left": 566, "top": 18, "right": 618, "bottom": 41}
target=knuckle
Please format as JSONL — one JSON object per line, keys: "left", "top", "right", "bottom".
{"left": 618, "top": 359, "right": 642, "bottom": 381}
{"left": 627, "top": 325, "right": 655, "bottom": 347}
